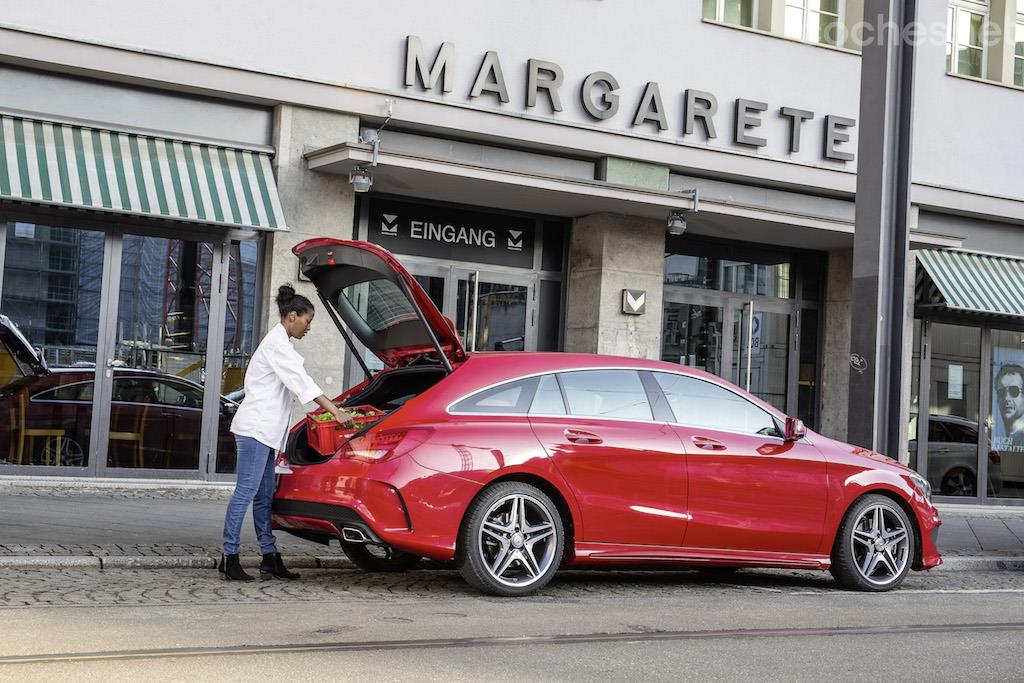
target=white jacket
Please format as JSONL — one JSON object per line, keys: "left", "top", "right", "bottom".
{"left": 230, "top": 323, "right": 323, "bottom": 451}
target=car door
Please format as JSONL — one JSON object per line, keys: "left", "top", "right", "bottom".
{"left": 528, "top": 369, "right": 688, "bottom": 547}
{"left": 154, "top": 378, "right": 205, "bottom": 469}
{"left": 653, "top": 371, "right": 827, "bottom": 555}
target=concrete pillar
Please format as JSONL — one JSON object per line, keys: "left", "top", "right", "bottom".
{"left": 819, "top": 249, "right": 852, "bottom": 441}
{"left": 266, "top": 104, "right": 360, "bottom": 417}
{"left": 896, "top": 252, "right": 917, "bottom": 464}
{"left": 564, "top": 213, "right": 665, "bottom": 360}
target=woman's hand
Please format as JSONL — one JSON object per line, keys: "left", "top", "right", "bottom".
{"left": 313, "top": 395, "right": 355, "bottom": 427}
{"left": 328, "top": 405, "right": 356, "bottom": 427}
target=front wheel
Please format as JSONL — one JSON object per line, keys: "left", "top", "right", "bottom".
{"left": 830, "top": 494, "right": 915, "bottom": 592}
{"left": 341, "top": 543, "right": 421, "bottom": 572}
{"left": 457, "top": 482, "right": 564, "bottom": 597}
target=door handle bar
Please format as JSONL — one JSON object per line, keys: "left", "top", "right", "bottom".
{"left": 564, "top": 429, "right": 602, "bottom": 445}
{"left": 691, "top": 435, "right": 727, "bottom": 451}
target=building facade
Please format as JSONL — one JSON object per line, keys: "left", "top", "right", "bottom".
{"left": 0, "top": 1, "right": 1021, "bottom": 504}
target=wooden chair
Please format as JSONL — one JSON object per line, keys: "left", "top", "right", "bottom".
{"left": 109, "top": 403, "right": 149, "bottom": 468}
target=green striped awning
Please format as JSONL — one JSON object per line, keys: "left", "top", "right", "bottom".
{"left": 0, "top": 114, "right": 286, "bottom": 230}
{"left": 916, "top": 249, "right": 1024, "bottom": 317}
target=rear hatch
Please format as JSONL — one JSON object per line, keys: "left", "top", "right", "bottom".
{"left": 292, "top": 239, "right": 465, "bottom": 370}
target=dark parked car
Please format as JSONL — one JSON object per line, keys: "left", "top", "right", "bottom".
{"left": 0, "top": 316, "right": 238, "bottom": 469}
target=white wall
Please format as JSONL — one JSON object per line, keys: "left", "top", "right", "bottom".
{"left": 0, "top": 0, "right": 1022, "bottom": 204}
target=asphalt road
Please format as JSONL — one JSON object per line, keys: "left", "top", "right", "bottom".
{"left": 1, "top": 566, "right": 1022, "bottom": 682}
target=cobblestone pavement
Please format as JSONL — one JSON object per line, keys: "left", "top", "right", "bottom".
{"left": 1, "top": 566, "right": 1022, "bottom": 609}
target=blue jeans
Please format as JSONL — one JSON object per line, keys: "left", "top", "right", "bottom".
{"left": 223, "top": 436, "right": 278, "bottom": 556}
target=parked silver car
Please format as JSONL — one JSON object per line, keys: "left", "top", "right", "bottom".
{"left": 908, "top": 413, "right": 1002, "bottom": 497}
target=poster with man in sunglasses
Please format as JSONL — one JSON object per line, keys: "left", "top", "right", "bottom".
{"left": 993, "top": 359, "right": 1024, "bottom": 453}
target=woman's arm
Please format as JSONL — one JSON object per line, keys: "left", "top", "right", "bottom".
{"left": 313, "top": 395, "right": 355, "bottom": 426}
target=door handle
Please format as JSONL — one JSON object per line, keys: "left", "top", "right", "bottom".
{"left": 691, "top": 435, "right": 727, "bottom": 451}
{"left": 564, "top": 429, "right": 602, "bottom": 445}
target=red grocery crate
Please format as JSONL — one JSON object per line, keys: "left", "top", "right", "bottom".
{"left": 304, "top": 404, "right": 385, "bottom": 456}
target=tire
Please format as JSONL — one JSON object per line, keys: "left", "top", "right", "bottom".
{"left": 341, "top": 543, "right": 421, "bottom": 572}
{"left": 457, "top": 481, "right": 565, "bottom": 597}
{"left": 940, "top": 468, "right": 976, "bottom": 497}
{"left": 830, "top": 494, "right": 915, "bottom": 592}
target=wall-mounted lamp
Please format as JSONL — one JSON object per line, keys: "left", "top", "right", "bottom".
{"left": 667, "top": 188, "right": 700, "bottom": 237}
{"left": 348, "top": 100, "right": 393, "bottom": 194}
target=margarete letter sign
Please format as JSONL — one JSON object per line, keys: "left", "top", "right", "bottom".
{"left": 404, "top": 36, "right": 856, "bottom": 163}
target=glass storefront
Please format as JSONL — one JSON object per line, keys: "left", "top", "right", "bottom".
{"left": 661, "top": 236, "right": 823, "bottom": 424}
{"left": 910, "top": 320, "right": 1024, "bottom": 502}
{"left": 0, "top": 223, "right": 104, "bottom": 467}
{"left": 0, "top": 219, "right": 259, "bottom": 478}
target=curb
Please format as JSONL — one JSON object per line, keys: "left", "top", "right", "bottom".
{"left": 0, "top": 555, "right": 355, "bottom": 570}
{"left": 0, "top": 555, "right": 1021, "bottom": 571}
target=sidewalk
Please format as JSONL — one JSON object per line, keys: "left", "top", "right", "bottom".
{"left": 1, "top": 477, "right": 1023, "bottom": 570}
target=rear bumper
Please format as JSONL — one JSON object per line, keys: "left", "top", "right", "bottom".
{"left": 271, "top": 499, "right": 382, "bottom": 544}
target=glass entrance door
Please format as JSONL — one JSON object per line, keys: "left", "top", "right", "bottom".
{"left": 661, "top": 289, "right": 798, "bottom": 415}
{"left": 454, "top": 270, "right": 533, "bottom": 352}
{"left": 731, "top": 301, "right": 793, "bottom": 413}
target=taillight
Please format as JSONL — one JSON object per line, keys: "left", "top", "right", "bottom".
{"left": 274, "top": 453, "right": 293, "bottom": 474}
{"left": 989, "top": 451, "right": 1001, "bottom": 464}
{"left": 340, "top": 428, "right": 432, "bottom": 463}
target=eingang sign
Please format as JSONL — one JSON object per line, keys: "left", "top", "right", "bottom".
{"left": 369, "top": 198, "right": 536, "bottom": 268}
{"left": 404, "top": 36, "right": 857, "bottom": 163}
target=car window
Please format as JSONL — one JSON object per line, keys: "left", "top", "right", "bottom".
{"left": 451, "top": 377, "right": 538, "bottom": 414}
{"left": 157, "top": 381, "right": 204, "bottom": 408}
{"left": 927, "top": 419, "right": 950, "bottom": 443}
{"left": 654, "top": 372, "right": 782, "bottom": 437}
{"left": 529, "top": 374, "right": 566, "bottom": 415}
{"left": 34, "top": 381, "right": 93, "bottom": 402}
{"left": 943, "top": 422, "right": 977, "bottom": 444}
{"left": 558, "top": 370, "right": 652, "bottom": 420}
{"left": 112, "top": 378, "right": 159, "bottom": 404}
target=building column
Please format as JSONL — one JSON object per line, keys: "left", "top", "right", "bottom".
{"left": 267, "top": 104, "right": 360, "bottom": 417}
{"left": 820, "top": 249, "right": 852, "bottom": 442}
{"left": 564, "top": 213, "right": 665, "bottom": 360}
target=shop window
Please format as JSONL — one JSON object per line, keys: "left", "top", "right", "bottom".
{"left": 703, "top": 0, "right": 757, "bottom": 28}
{"left": 991, "top": 329, "right": 1024, "bottom": 499}
{"left": 1, "top": 222, "right": 104, "bottom": 467}
{"left": 664, "top": 254, "right": 792, "bottom": 299}
{"left": 947, "top": 1, "right": 989, "bottom": 78}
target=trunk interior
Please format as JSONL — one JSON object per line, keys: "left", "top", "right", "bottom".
{"left": 285, "top": 365, "right": 448, "bottom": 465}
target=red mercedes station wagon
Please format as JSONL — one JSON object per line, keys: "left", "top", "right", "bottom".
{"left": 273, "top": 239, "right": 942, "bottom": 596}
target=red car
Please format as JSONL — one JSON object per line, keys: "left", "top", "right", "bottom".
{"left": 273, "top": 239, "right": 942, "bottom": 596}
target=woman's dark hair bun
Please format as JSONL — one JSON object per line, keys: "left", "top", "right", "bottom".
{"left": 276, "top": 284, "right": 296, "bottom": 304}
{"left": 275, "top": 283, "right": 314, "bottom": 318}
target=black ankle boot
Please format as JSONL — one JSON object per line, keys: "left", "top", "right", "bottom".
{"left": 220, "top": 553, "right": 254, "bottom": 581}
{"left": 260, "top": 552, "right": 300, "bottom": 580}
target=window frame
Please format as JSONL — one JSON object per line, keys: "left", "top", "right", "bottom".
{"left": 1015, "top": 11, "right": 1024, "bottom": 86}
{"left": 705, "top": 0, "right": 759, "bottom": 28}
{"left": 947, "top": 0, "right": 990, "bottom": 79}
{"left": 784, "top": 0, "right": 845, "bottom": 47}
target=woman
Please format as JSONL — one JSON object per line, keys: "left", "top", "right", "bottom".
{"left": 220, "top": 284, "right": 353, "bottom": 581}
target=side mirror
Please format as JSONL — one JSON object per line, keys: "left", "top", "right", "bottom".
{"left": 785, "top": 417, "right": 806, "bottom": 442}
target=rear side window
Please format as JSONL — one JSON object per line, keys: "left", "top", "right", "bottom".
{"left": 530, "top": 374, "right": 566, "bottom": 415}
{"left": 558, "top": 370, "right": 652, "bottom": 420}
{"left": 451, "top": 377, "right": 538, "bottom": 414}
{"left": 654, "top": 372, "right": 781, "bottom": 437}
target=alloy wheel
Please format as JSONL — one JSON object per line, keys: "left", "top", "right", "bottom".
{"left": 477, "top": 493, "right": 557, "bottom": 588}
{"left": 849, "top": 504, "right": 911, "bottom": 587}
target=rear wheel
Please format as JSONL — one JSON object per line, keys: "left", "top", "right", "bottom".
{"left": 457, "top": 482, "right": 564, "bottom": 597}
{"left": 830, "top": 494, "right": 914, "bottom": 592}
{"left": 341, "top": 543, "right": 421, "bottom": 572}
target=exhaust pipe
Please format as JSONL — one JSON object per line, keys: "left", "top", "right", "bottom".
{"left": 341, "top": 527, "right": 369, "bottom": 543}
